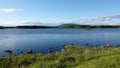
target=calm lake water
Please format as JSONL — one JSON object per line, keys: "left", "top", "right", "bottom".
{"left": 0, "top": 28, "right": 120, "bottom": 56}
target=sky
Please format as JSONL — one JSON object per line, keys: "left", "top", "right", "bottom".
{"left": 0, "top": 0, "right": 120, "bottom": 26}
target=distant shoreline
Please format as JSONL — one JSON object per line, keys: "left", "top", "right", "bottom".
{"left": 1, "top": 24, "right": 120, "bottom": 30}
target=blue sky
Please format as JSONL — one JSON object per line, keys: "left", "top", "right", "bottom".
{"left": 0, "top": 0, "right": 120, "bottom": 26}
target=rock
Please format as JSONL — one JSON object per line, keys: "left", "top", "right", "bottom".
{"left": 48, "top": 49, "right": 53, "bottom": 54}
{"left": 116, "top": 44, "right": 120, "bottom": 47}
{"left": 4, "top": 50, "right": 12, "bottom": 54}
{"left": 106, "top": 44, "right": 112, "bottom": 48}
{"left": 101, "top": 45, "right": 105, "bottom": 48}
{"left": 26, "top": 49, "right": 33, "bottom": 54}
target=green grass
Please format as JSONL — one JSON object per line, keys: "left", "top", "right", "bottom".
{"left": 0, "top": 45, "right": 120, "bottom": 68}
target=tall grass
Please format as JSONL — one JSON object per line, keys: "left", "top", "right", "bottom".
{"left": 0, "top": 45, "right": 120, "bottom": 68}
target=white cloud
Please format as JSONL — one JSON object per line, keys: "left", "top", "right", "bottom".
{"left": 54, "top": 15, "right": 120, "bottom": 25}
{"left": 0, "top": 20, "right": 24, "bottom": 26}
{"left": 0, "top": 15, "right": 120, "bottom": 26}
{"left": 0, "top": 8, "right": 23, "bottom": 13}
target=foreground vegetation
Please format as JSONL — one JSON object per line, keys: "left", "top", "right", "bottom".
{"left": 0, "top": 45, "right": 120, "bottom": 68}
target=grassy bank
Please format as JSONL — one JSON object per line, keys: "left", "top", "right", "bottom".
{"left": 0, "top": 45, "right": 120, "bottom": 68}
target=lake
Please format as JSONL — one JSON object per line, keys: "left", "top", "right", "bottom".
{"left": 0, "top": 28, "right": 120, "bottom": 56}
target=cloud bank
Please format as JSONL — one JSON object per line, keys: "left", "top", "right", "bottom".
{"left": 0, "top": 8, "right": 23, "bottom": 13}
{"left": 55, "top": 15, "right": 120, "bottom": 25}
{"left": 0, "top": 15, "right": 120, "bottom": 26}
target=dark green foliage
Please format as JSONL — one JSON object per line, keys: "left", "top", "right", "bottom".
{"left": 0, "top": 26, "right": 4, "bottom": 29}
{"left": 1, "top": 24, "right": 120, "bottom": 29}
{"left": 58, "top": 24, "right": 120, "bottom": 30}
{"left": 16, "top": 25, "right": 56, "bottom": 29}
